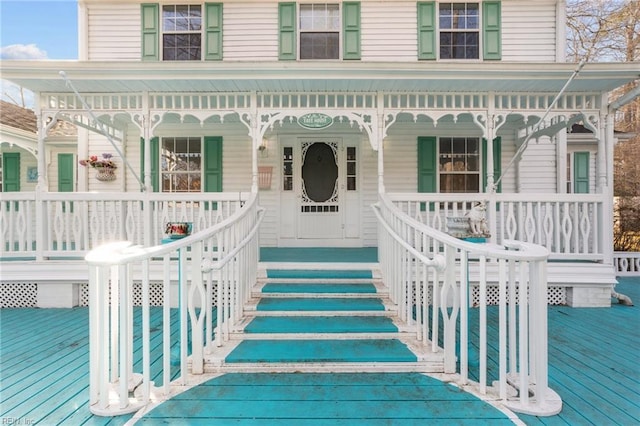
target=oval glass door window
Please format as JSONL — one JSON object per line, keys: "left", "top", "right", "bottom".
{"left": 302, "top": 142, "right": 338, "bottom": 202}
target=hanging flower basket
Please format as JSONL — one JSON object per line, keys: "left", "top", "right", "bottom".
{"left": 79, "top": 153, "right": 118, "bottom": 182}
{"left": 95, "top": 167, "right": 116, "bottom": 182}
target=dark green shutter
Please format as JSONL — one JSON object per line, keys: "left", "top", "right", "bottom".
{"left": 574, "top": 152, "right": 590, "bottom": 194}
{"left": 278, "top": 2, "right": 296, "bottom": 60}
{"left": 482, "top": 1, "right": 501, "bottom": 60}
{"left": 418, "top": 137, "right": 437, "bottom": 211}
{"left": 343, "top": 2, "right": 361, "bottom": 60}
{"left": 150, "top": 137, "right": 160, "bottom": 192}
{"left": 3, "top": 153, "right": 20, "bottom": 192}
{"left": 482, "top": 137, "right": 502, "bottom": 193}
{"left": 141, "top": 3, "right": 159, "bottom": 61}
{"left": 417, "top": 2, "right": 436, "bottom": 60}
{"left": 205, "top": 3, "right": 223, "bottom": 60}
{"left": 58, "top": 154, "right": 74, "bottom": 192}
{"left": 204, "top": 136, "right": 223, "bottom": 192}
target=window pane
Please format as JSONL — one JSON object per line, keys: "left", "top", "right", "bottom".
{"left": 300, "top": 33, "right": 339, "bottom": 60}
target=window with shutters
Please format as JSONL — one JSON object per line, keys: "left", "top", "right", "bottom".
{"left": 162, "top": 5, "right": 203, "bottom": 60}
{"left": 161, "top": 137, "right": 202, "bottom": 192}
{"left": 439, "top": 2, "right": 479, "bottom": 59}
{"left": 299, "top": 4, "right": 340, "bottom": 59}
{"left": 418, "top": 1, "right": 501, "bottom": 61}
{"left": 439, "top": 137, "right": 480, "bottom": 192}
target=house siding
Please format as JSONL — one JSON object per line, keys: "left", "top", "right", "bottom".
{"left": 83, "top": 0, "right": 559, "bottom": 63}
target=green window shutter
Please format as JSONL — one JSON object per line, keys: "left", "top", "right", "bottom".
{"left": 3, "top": 153, "right": 20, "bottom": 192}
{"left": 482, "top": 137, "right": 502, "bottom": 193}
{"left": 482, "top": 1, "right": 501, "bottom": 60}
{"left": 58, "top": 154, "right": 74, "bottom": 192}
{"left": 343, "top": 2, "right": 361, "bottom": 60}
{"left": 417, "top": 2, "right": 436, "bottom": 60}
{"left": 278, "top": 2, "right": 297, "bottom": 60}
{"left": 418, "top": 136, "right": 437, "bottom": 211}
{"left": 205, "top": 3, "right": 223, "bottom": 61}
{"left": 141, "top": 4, "right": 159, "bottom": 61}
{"left": 150, "top": 137, "right": 160, "bottom": 192}
{"left": 204, "top": 136, "right": 223, "bottom": 192}
{"left": 574, "top": 152, "right": 590, "bottom": 194}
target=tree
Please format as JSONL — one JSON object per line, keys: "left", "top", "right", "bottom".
{"left": 567, "top": 0, "right": 640, "bottom": 251}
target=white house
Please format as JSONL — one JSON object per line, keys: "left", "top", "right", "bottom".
{"left": 1, "top": 0, "right": 638, "bottom": 306}
{"left": 3, "top": 0, "right": 640, "bottom": 418}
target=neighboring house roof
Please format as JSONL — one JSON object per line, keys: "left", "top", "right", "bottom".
{"left": 0, "top": 100, "right": 37, "bottom": 134}
{"left": 0, "top": 100, "right": 78, "bottom": 138}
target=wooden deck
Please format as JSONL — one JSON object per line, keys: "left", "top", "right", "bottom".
{"left": 1, "top": 257, "right": 638, "bottom": 424}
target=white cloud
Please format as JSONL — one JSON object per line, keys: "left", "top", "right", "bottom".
{"left": 0, "top": 44, "right": 48, "bottom": 60}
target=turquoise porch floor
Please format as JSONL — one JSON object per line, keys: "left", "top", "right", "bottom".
{"left": 1, "top": 277, "right": 639, "bottom": 424}
{"left": 260, "top": 247, "right": 378, "bottom": 263}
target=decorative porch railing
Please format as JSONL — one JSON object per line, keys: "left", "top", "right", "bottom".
{"left": 85, "top": 193, "right": 264, "bottom": 416}
{"left": 0, "top": 191, "right": 250, "bottom": 260}
{"left": 613, "top": 251, "right": 640, "bottom": 276}
{"left": 388, "top": 192, "right": 608, "bottom": 261}
{"left": 373, "top": 193, "right": 562, "bottom": 416}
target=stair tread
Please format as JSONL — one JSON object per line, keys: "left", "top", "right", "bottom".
{"left": 261, "top": 283, "right": 378, "bottom": 294}
{"left": 244, "top": 316, "right": 398, "bottom": 334}
{"left": 266, "top": 269, "right": 373, "bottom": 279}
{"left": 257, "top": 297, "right": 386, "bottom": 311}
{"left": 225, "top": 339, "right": 417, "bottom": 363}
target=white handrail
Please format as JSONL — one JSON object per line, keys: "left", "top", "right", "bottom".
{"left": 86, "top": 193, "right": 263, "bottom": 416}
{"left": 373, "top": 193, "right": 561, "bottom": 416}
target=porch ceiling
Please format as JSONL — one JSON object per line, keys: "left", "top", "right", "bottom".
{"left": 1, "top": 60, "right": 638, "bottom": 96}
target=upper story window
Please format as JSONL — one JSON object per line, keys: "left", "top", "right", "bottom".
{"left": 279, "top": 2, "right": 360, "bottom": 61}
{"left": 162, "top": 5, "right": 202, "bottom": 60}
{"left": 299, "top": 4, "right": 340, "bottom": 60}
{"left": 439, "top": 3, "right": 479, "bottom": 60}
{"left": 418, "top": 1, "right": 501, "bottom": 61}
{"left": 141, "top": 3, "right": 222, "bottom": 62}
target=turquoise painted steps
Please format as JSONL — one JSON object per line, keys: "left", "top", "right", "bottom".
{"left": 225, "top": 339, "right": 417, "bottom": 363}
{"left": 141, "top": 372, "right": 514, "bottom": 424}
{"left": 244, "top": 315, "right": 398, "bottom": 334}
{"left": 266, "top": 269, "right": 373, "bottom": 279}
{"left": 261, "top": 282, "right": 378, "bottom": 293}
{"left": 255, "top": 297, "right": 386, "bottom": 311}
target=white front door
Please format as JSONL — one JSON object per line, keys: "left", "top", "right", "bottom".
{"left": 298, "top": 140, "right": 342, "bottom": 238}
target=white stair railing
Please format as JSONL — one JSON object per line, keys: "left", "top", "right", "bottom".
{"left": 373, "top": 193, "right": 562, "bottom": 416}
{"left": 86, "top": 193, "right": 264, "bottom": 416}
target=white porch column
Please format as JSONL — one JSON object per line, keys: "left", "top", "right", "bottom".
{"left": 602, "top": 109, "right": 615, "bottom": 264}
{"left": 377, "top": 92, "right": 385, "bottom": 193}
{"left": 142, "top": 93, "right": 153, "bottom": 247}
{"left": 251, "top": 93, "right": 259, "bottom": 194}
{"left": 35, "top": 100, "right": 47, "bottom": 261}
{"left": 555, "top": 132, "right": 567, "bottom": 193}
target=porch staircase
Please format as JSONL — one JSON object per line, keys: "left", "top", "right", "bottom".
{"left": 203, "top": 264, "right": 444, "bottom": 374}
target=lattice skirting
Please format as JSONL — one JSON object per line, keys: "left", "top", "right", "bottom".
{"left": 410, "top": 284, "right": 566, "bottom": 306}
{"left": 79, "top": 282, "right": 220, "bottom": 307}
{"left": 1, "top": 283, "right": 38, "bottom": 308}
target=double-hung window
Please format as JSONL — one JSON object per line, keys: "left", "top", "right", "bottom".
{"left": 161, "top": 137, "right": 202, "bottom": 192}
{"left": 418, "top": 1, "right": 501, "bottom": 60}
{"left": 439, "top": 2, "right": 479, "bottom": 60}
{"left": 141, "top": 3, "right": 223, "bottom": 61}
{"left": 439, "top": 137, "right": 480, "bottom": 192}
{"left": 299, "top": 4, "right": 340, "bottom": 59}
{"left": 279, "top": 2, "right": 361, "bottom": 60}
{"left": 162, "top": 5, "right": 202, "bottom": 61}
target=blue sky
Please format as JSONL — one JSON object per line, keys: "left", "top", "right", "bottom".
{"left": 1, "top": 0, "right": 78, "bottom": 60}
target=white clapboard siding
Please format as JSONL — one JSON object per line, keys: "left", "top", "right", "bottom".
{"left": 361, "top": 1, "right": 418, "bottom": 62}
{"left": 502, "top": 0, "right": 558, "bottom": 61}
{"left": 83, "top": 0, "right": 560, "bottom": 63}
{"left": 87, "top": 3, "right": 141, "bottom": 61}
{"left": 518, "top": 137, "right": 557, "bottom": 193}
{"left": 224, "top": 2, "right": 279, "bottom": 61}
